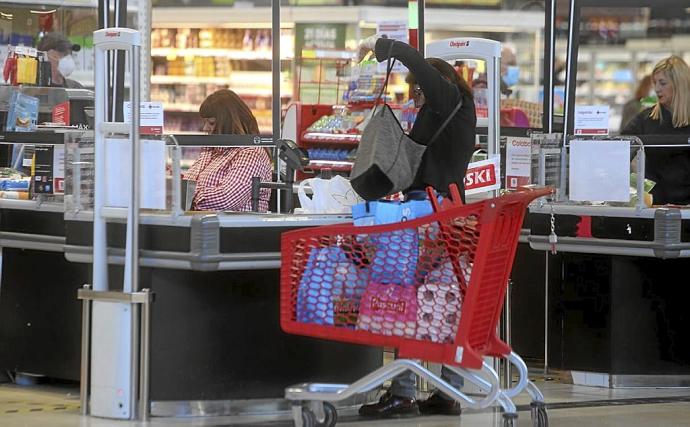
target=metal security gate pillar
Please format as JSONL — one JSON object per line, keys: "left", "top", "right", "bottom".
{"left": 78, "top": 28, "right": 153, "bottom": 421}
{"left": 426, "top": 37, "right": 506, "bottom": 387}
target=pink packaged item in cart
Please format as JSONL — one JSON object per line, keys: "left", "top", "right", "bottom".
{"left": 416, "top": 261, "right": 463, "bottom": 344}
{"left": 357, "top": 282, "right": 417, "bottom": 338}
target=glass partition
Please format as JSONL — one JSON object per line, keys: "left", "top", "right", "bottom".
{"left": 573, "top": 6, "right": 690, "bottom": 133}
{"left": 559, "top": 0, "right": 690, "bottom": 136}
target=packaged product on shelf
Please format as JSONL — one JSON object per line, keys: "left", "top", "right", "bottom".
{"left": 3, "top": 46, "right": 39, "bottom": 86}
{"left": 0, "top": 178, "right": 31, "bottom": 191}
{"left": 5, "top": 91, "right": 39, "bottom": 132}
{"left": 16, "top": 55, "right": 37, "bottom": 84}
{"left": 0, "top": 191, "right": 30, "bottom": 200}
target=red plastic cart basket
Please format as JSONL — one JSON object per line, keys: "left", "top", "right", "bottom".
{"left": 280, "top": 187, "right": 552, "bottom": 427}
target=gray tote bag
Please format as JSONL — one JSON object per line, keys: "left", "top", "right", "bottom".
{"left": 350, "top": 103, "right": 426, "bottom": 200}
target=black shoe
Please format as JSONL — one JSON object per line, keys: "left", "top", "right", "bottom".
{"left": 359, "top": 392, "right": 420, "bottom": 418}
{"left": 418, "top": 391, "right": 462, "bottom": 416}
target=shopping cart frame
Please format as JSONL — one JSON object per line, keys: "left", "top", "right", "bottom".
{"left": 281, "top": 188, "right": 553, "bottom": 427}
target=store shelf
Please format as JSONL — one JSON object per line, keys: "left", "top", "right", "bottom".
{"left": 152, "top": 75, "right": 290, "bottom": 93}
{"left": 307, "top": 160, "right": 354, "bottom": 172}
{"left": 152, "top": 7, "right": 544, "bottom": 33}
{"left": 302, "top": 132, "right": 361, "bottom": 144}
{"left": 151, "top": 47, "right": 293, "bottom": 60}
{"left": 162, "top": 99, "right": 286, "bottom": 113}
{"left": 9, "top": 0, "right": 95, "bottom": 6}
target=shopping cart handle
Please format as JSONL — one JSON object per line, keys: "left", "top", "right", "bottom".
{"left": 515, "top": 185, "right": 554, "bottom": 198}
{"left": 426, "top": 183, "right": 465, "bottom": 214}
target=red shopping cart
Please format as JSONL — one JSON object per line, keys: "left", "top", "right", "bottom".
{"left": 280, "top": 187, "right": 552, "bottom": 427}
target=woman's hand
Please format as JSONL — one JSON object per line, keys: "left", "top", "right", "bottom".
{"left": 357, "top": 34, "right": 380, "bottom": 62}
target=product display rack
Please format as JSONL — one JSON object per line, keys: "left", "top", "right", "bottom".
{"left": 150, "top": 27, "right": 295, "bottom": 133}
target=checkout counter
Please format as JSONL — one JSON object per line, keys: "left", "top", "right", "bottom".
{"left": 0, "top": 128, "right": 381, "bottom": 415}
{"left": 523, "top": 133, "right": 690, "bottom": 387}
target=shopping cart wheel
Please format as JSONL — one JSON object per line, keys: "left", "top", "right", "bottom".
{"left": 502, "top": 413, "right": 518, "bottom": 427}
{"left": 300, "top": 407, "right": 317, "bottom": 427}
{"left": 321, "top": 402, "right": 338, "bottom": 427}
{"left": 531, "top": 402, "right": 549, "bottom": 427}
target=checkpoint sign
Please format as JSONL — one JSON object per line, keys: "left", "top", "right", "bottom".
{"left": 464, "top": 157, "right": 501, "bottom": 195}
{"left": 574, "top": 105, "right": 609, "bottom": 136}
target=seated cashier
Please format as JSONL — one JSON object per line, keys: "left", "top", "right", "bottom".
{"left": 622, "top": 55, "right": 690, "bottom": 205}
{"left": 184, "top": 89, "right": 272, "bottom": 212}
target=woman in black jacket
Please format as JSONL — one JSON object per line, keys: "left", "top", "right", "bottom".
{"left": 622, "top": 55, "right": 690, "bottom": 205}
{"left": 357, "top": 36, "right": 477, "bottom": 418}
{"left": 362, "top": 36, "right": 477, "bottom": 201}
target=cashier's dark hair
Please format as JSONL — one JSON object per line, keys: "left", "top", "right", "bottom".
{"left": 406, "top": 58, "right": 473, "bottom": 100}
{"left": 199, "top": 89, "right": 260, "bottom": 135}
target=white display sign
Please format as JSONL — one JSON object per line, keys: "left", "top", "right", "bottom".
{"left": 53, "top": 146, "right": 65, "bottom": 194}
{"left": 376, "top": 21, "right": 408, "bottom": 74}
{"left": 105, "top": 138, "right": 167, "bottom": 209}
{"left": 123, "top": 102, "right": 164, "bottom": 134}
{"left": 14, "top": 46, "right": 37, "bottom": 57}
{"left": 464, "top": 156, "right": 501, "bottom": 195}
{"left": 569, "top": 139, "right": 630, "bottom": 202}
{"left": 505, "top": 136, "right": 532, "bottom": 189}
{"left": 574, "top": 105, "right": 610, "bottom": 136}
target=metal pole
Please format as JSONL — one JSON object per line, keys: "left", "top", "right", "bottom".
{"left": 417, "top": 0, "right": 425, "bottom": 56}
{"left": 490, "top": 55, "right": 501, "bottom": 198}
{"left": 129, "top": 44, "right": 141, "bottom": 294}
{"left": 562, "top": 0, "right": 579, "bottom": 139}
{"left": 79, "top": 285, "right": 92, "bottom": 415}
{"left": 501, "top": 281, "right": 512, "bottom": 389}
{"left": 138, "top": 289, "right": 151, "bottom": 421}
{"left": 93, "top": 38, "right": 108, "bottom": 292}
{"left": 272, "top": 0, "right": 283, "bottom": 213}
{"left": 114, "top": 0, "right": 128, "bottom": 122}
{"left": 128, "top": 45, "right": 141, "bottom": 419}
{"left": 137, "top": 0, "right": 152, "bottom": 102}
{"left": 544, "top": 0, "right": 556, "bottom": 133}
{"left": 544, "top": 251, "right": 549, "bottom": 376}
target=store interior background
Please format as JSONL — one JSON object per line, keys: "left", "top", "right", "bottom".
{"left": 3, "top": 0, "right": 688, "bottom": 139}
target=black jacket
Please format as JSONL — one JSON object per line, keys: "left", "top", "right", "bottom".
{"left": 622, "top": 106, "right": 690, "bottom": 205}
{"left": 374, "top": 38, "right": 476, "bottom": 199}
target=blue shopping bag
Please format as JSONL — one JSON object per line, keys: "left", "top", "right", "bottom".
{"left": 296, "top": 246, "right": 368, "bottom": 325}
{"left": 352, "top": 196, "right": 435, "bottom": 286}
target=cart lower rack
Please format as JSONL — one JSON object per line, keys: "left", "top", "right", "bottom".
{"left": 280, "top": 188, "right": 552, "bottom": 427}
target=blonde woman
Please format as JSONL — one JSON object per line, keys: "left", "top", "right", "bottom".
{"left": 623, "top": 55, "right": 690, "bottom": 204}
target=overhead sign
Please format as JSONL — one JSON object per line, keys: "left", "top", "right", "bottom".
{"left": 376, "top": 21, "right": 409, "bottom": 73}
{"left": 464, "top": 156, "right": 501, "bottom": 195}
{"left": 295, "top": 23, "right": 346, "bottom": 55}
{"left": 574, "top": 105, "right": 610, "bottom": 136}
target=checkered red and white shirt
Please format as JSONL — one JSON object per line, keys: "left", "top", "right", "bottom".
{"left": 184, "top": 147, "right": 272, "bottom": 212}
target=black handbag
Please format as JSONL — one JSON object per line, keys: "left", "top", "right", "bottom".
{"left": 350, "top": 44, "right": 462, "bottom": 201}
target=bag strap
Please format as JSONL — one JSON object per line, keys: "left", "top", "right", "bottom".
{"left": 372, "top": 41, "right": 396, "bottom": 114}
{"left": 427, "top": 96, "right": 463, "bottom": 146}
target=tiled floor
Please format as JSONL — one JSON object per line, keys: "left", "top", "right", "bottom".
{"left": 3, "top": 380, "right": 690, "bottom": 426}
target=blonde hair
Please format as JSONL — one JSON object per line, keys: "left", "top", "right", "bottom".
{"left": 650, "top": 55, "right": 690, "bottom": 128}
